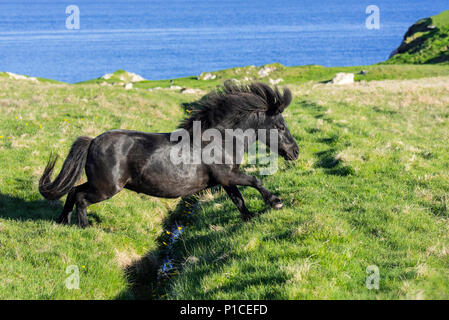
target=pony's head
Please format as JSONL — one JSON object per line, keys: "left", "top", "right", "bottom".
{"left": 258, "top": 93, "right": 299, "bottom": 161}
{"left": 179, "top": 81, "right": 299, "bottom": 161}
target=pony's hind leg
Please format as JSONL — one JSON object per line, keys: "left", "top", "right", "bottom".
{"left": 56, "top": 183, "right": 88, "bottom": 225}
{"left": 74, "top": 183, "right": 123, "bottom": 228}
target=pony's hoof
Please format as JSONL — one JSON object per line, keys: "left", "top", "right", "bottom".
{"left": 77, "top": 222, "right": 89, "bottom": 228}
{"left": 269, "top": 197, "right": 284, "bottom": 210}
{"left": 241, "top": 212, "right": 255, "bottom": 221}
{"left": 56, "top": 216, "right": 69, "bottom": 225}
{"left": 273, "top": 202, "right": 284, "bottom": 210}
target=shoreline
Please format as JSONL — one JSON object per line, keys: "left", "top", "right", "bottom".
{"left": 2, "top": 63, "right": 449, "bottom": 92}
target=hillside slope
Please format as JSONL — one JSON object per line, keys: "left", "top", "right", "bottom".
{"left": 387, "top": 10, "right": 449, "bottom": 64}
{"left": 1, "top": 67, "right": 449, "bottom": 299}
{"left": 164, "top": 77, "right": 449, "bottom": 299}
{"left": 0, "top": 78, "right": 185, "bottom": 299}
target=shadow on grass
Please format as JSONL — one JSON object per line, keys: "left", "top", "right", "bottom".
{"left": 0, "top": 192, "right": 102, "bottom": 225}
{"left": 0, "top": 192, "right": 61, "bottom": 222}
{"left": 115, "top": 195, "right": 201, "bottom": 300}
{"left": 314, "top": 149, "right": 354, "bottom": 176}
{"left": 115, "top": 188, "right": 275, "bottom": 300}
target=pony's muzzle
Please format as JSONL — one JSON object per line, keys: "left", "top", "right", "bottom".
{"left": 286, "top": 145, "right": 299, "bottom": 161}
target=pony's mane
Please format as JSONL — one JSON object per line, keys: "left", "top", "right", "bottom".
{"left": 178, "top": 81, "right": 292, "bottom": 132}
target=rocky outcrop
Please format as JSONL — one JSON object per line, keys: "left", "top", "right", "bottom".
{"left": 258, "top": 65, "right": 276, "bottom": 78}
{"left": 101, "top": 71, "right": 146, "bottom": 83}
{"left": 330, "top": 73, "right": 354, "bottom": 85}
{"left": 198, "top": 72, "right": 216, "bottom": 80}
{"left": 5, "top": 72, "right": 38, "bottom": 83}
{"left": 387, "top": 10, "right": 449, "bottom": 64}
{"left": 269, "top": 78, "right": 283, "bottom": 85}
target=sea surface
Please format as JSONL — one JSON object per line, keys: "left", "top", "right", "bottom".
{"left": 0, "top": 0, "right": 447, "bottom": 83}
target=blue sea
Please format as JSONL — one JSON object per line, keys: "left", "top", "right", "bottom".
{"left": 0, "top": 0, "right": 447, "bottom": 83}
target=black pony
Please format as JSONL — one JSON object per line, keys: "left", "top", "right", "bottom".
{"left": 39, "top": 82, "right": 299, "bottom": 227}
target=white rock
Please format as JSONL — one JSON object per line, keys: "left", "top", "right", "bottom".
{"left": 258, "top": 66, "right": 276, "bottom": 78}
{"left": 125, "top": 83, "right": 133, "bottom": 90}
{"left": 198, "top": 72, "right": 216, "bottom": 80}
{"left": 330, "top": 73, "right": 354, "bottom": 85}
{"left": 169, "top": 85, "right": 183, "bottom": 90}
{"left": 130, "top": 73, "right": 146, "bottom": 82}
{"left": 269, "top": 78, "right": 283, "bottom": 85}
{"left": 101, "top": 71, "right": 146, "bottom": 82}
{"left": 6, "top": 72, "right": 38, "bottom": 82}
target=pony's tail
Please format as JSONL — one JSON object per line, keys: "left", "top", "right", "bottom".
{"left": 39, "top": 136, "right": 93, "bottom": 200}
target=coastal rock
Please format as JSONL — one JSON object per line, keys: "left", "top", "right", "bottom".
{"left": 269, "top": 78, "right": 283, "bottom": 85}
{"left": 130, "top": 73, "right": 145, "bottom": 82}
{"left": 258, "top": 65, "right": 276, "bottom": 78}
{"left": 198, "top": 72, "right": 216, "bottom": 80}
{"left": 6, "top": 72, "right": 38, "bottom": 83}
{"left": 330, "top": 73, "right": 354, "bottom": 85}
{"left": 386, "top": 11, "right": 449, "bottom": 64}
{"left": 101, "top": 71, "right": 146, "bottom": 83}
{"left": 388, "top": 48, "right": 399, "bottom": 59}
{"left": 101, "top": 73, "right": 113, "bottom": 80}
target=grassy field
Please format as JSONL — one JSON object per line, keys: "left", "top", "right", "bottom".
{"left": 0, "top": 79, "right": 185, "bottom": 299}
{"left": 1, "top": 64, "right": 449, "bottom": 299}
{"left": 164, "top": 76, "right": 449, "bottom": 299}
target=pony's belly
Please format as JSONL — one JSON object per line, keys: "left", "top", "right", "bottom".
{"left": 126, "top": 181, "right": 207, "bottom": 198}
{"left": 126, "top": 164, "right": 211, "bottom": 198}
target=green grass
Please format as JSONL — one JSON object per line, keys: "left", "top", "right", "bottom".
{"left": 386, "top": 10, "right": 449, "bottom": 64}
{"left": 0, "top": 80, "right": 186, "bottom": 299}
{"left": 78, "top": 64, "right": 449, "bottom": 91}
{"left": 1, "top": 64, "right": 449, "bottom": 299}
{"left": 163, "top": 77, "right": 449, "bottom": 299}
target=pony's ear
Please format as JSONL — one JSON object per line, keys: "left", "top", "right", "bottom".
{"left": 268, "top": 87, "right": 292, "bottom": 115}
{"left": 278, "top": 87, "right": 292, "bottom": 113}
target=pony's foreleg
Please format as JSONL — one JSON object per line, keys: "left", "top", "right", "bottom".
{"left": 221, "top": 171, "right": 284, "bottom": 210}
{"left": 223, "top": 185, "right": 254, "bottom": 221}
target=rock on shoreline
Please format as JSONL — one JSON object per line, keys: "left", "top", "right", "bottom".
{"left": 101, "top": 71, "right": 146, "bottom": 83}
{"left": 5, "top": 72, "right": 38, "bottom": 83}
{"left": 330, "top": 72, "right": 354, "bottom": 85}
